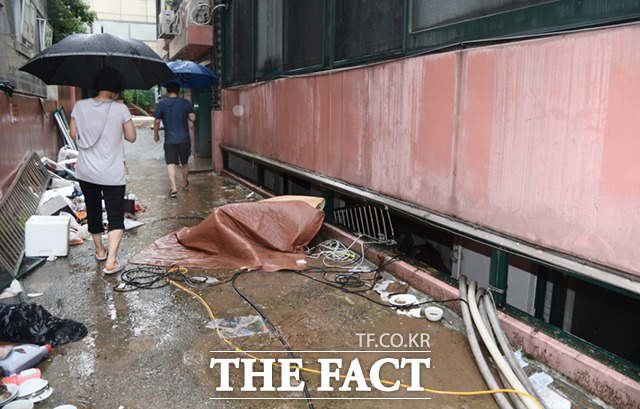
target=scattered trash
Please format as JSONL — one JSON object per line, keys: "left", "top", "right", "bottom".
{"left": 387, "top": 294, "right": 422, "bottom": 318}
{"left": 18, "top": 377, "right": 52, "bottom": 403}
{"left": 25, "top": 215, "right": 71, "bottom": 258}
{"left": 529, "top": 372, "right": 572, "bottom": 409}
{"left": 529, "top": 372, "right": 554, "bottom": 391}
{"left": 373, "top": 280, "right": 409, "bottom": 302}
{"left": 206, "top": 315, "right": 269, "bottom": 338}
{"left": 0, "top": 281, "right": 23, "bottom": 300}
{"left": 124, "top": 219, "right": 144, "bottom": 231}
{"left": 0, "top": 345, "right": 50, "bottom": 376}
{"left": 424, "top": 306, "right": 443, "bottom": 322}
{"left": 0, "top": 303, "right": 87, "bottom": 347}
{"left": 37, "top": 190, "right": 76, "bottom": 218}
{"left": 386, "top": 281, "right": 409, "bottom": 294}
{"left": 514, "top": 349, "right": 529, "bottom": 368}
{"left": 2, "top": 368, "right": 42, "bottom": 386}
{"left": 537, "top": 387, "right": 571, "bottom": 409}
{"left": 389, "top": 293, "right": 417, "bottom": 307}
{"left": 373, "top": 280, "right": 395, "bottom": 302}
{"left": 0, "top": 384, "right": 18, "bottom": 406}
{"left": 396, "top": 307, "right": 421, "bottom": 318}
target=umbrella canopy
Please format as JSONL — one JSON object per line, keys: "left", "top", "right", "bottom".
{"left": 163, "top": 60, "right": 219, "bottom": 89}
{"left": 19, "top": 33, "right": 175, "bottom": 90}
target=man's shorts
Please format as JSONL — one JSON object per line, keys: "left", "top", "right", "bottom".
{"left": 164, "top": 143, "right": 191, "bottom": 165}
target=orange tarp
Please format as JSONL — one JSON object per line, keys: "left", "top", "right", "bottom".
{"left": 128, "top": 200, "right": 324, "bottom": 272}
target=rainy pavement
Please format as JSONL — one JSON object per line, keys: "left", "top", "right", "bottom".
{"left": 6, "top": 127, "right": 600, "bottom": 409}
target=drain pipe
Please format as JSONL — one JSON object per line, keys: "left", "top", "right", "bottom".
{"left": 467, "top": 280, "right": 539, "bottom": 409}
{"left": 458, "top": 276, "right": 514, "bottom": 409}
{"left": 482, "top": 291, "right": 549, "bottom": 409}
{"left": 477, "top": 289, "right": 528, "bottom": 409}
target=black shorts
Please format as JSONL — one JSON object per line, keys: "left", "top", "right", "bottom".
{"left": 164, "top": 143, "right": 191, "bottom": 165}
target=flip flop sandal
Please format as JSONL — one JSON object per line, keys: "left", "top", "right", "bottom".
{"left": 95, "top": 249, "right": 108, "bottom": 261}
{"left": 169, "top": 190, "right": 178, "bottom": 197}
{"left": 182, "top": 180, "right": 190, "bottom": 190}
{"left": 103, "top": 260, "right": 125, "bottom": 275}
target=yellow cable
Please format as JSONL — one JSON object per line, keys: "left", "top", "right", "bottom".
{"left": 168, "top": 271, "right": 542, "bottom": 408}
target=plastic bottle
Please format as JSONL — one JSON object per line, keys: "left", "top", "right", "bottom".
{"left": 0, "top": 344, "right": 51, "bottom": 376}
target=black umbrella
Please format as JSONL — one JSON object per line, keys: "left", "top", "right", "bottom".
{"left": 19, "top": 33, "right": 176, "bottom": 90}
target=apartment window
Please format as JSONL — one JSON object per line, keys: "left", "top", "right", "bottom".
{"left": 410, "top": 0, "right": 555, "bottom": 32}
{"left": 283, "top": 0, "right": 323, "bottom": 71}
{"left": 334, "top": 0, "right": 404, "bottom": 61}
{"left": 22, "top": 0, "right": 36, "bottom": 46}
{"left": 255, "top": 0, "right": 283, "bottom": 75}
{"left": 230, "top": 0, "right": 254, "bottom": 83}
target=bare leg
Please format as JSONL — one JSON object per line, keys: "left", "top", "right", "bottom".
{"left": 167, "top": 164, "right": 178, "bottom": 193}
{"left": 92, "top": 232, "right": 106, "bottom": 259}
{"left": 104, "top": 229, "right": 124, "bottom": 271}
{"left": 181, "top": 163, "right": 189, "bottom": 189}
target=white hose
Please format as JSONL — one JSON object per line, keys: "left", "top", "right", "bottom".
{"left": 467, "top": 281, "right": 539, "bottom": 409}
{"left": 477, "top": 289, "right": 528, "bottom": 409}
{"left": 481, "top": 291, "right": 549, "bottom": 409}
{"left": 459, "top": 276, "right": 514, "bottom": 409}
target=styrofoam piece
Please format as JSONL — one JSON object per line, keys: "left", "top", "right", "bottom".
{"left": 24, "top": 215, "right": 70, "bottom": 257}
{"left": 38, "top": 191, "right": 75, "bottom": 216}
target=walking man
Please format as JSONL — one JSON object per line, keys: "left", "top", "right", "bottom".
{"left": 154, "top": 81, "right": 196, "bottom": 197}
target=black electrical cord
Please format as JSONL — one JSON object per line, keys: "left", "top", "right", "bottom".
{"left": 114, "top": 264, "right": 230, "bottom": 292}
{"left": 303, "top": 244, "right": 470, "bottom": 308}
{"left": 231, "top": 270, "right": 315, "bottom": 409}
{"left": 292, "top": 268, "right": 468, "bottom": 309}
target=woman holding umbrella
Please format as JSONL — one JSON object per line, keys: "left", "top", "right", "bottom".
{"left": 69, "top": 67, "right": 136, "bottom": 275}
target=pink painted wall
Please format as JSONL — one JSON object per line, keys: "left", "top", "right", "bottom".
{"left": 213, "top": 25, "right": 640, "bottom": 279}
{"left": 0, "top": 92, "right": 59, "bottom": 198}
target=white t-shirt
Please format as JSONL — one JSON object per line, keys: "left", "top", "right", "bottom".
{"left": 71, "top": 98, "right": 132, "bottom": 185}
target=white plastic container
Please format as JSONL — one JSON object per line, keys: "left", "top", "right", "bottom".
{"left": 424, "top": 306, "right": 444, "bottom": 322}
{"left": 24, "top": 215, "right": 70, "bottom": 257}
{"left": 0, "top": 344, "right": 51, "bottom": 376}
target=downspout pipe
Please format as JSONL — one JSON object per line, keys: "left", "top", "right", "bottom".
{"left": 482, "top": 291, "right": 549, "bottom": 409}
{"left": 459, "top": 276, "right": 514, "bottom": 409}
{"left": 467, "top": 280, "right": 539, "bottom": 409}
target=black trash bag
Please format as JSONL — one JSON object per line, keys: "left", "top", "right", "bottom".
{"left": 0, "top": 303, "right": 87, "bottom": 347}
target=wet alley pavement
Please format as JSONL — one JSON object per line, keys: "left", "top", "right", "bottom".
{"left": 3, "top": 128, "right": 608, "bottom": 408}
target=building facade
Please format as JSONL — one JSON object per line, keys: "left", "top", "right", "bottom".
{"left": 157, "top": 1, "right": 640, "bottom": 407}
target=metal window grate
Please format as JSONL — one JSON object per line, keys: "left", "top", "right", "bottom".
{"left": 0, "top": 152, "right": 51, "bottom": 276}
{"left": 333, "top": 204, "right": 395, "bottom": 242}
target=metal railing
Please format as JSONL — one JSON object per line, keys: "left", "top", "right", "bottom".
{"left": 0, "top": 152, "right": 51, "bottom": 276}
{"left": 333, "top": 204, "right": 395, "bottom": 242}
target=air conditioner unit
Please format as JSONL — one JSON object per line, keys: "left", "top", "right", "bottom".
{"left": 190, "top": 1, "right": 212, "bottom": 25}
{"left": 158, "top": 10, "right": 178, "bottom": 38}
